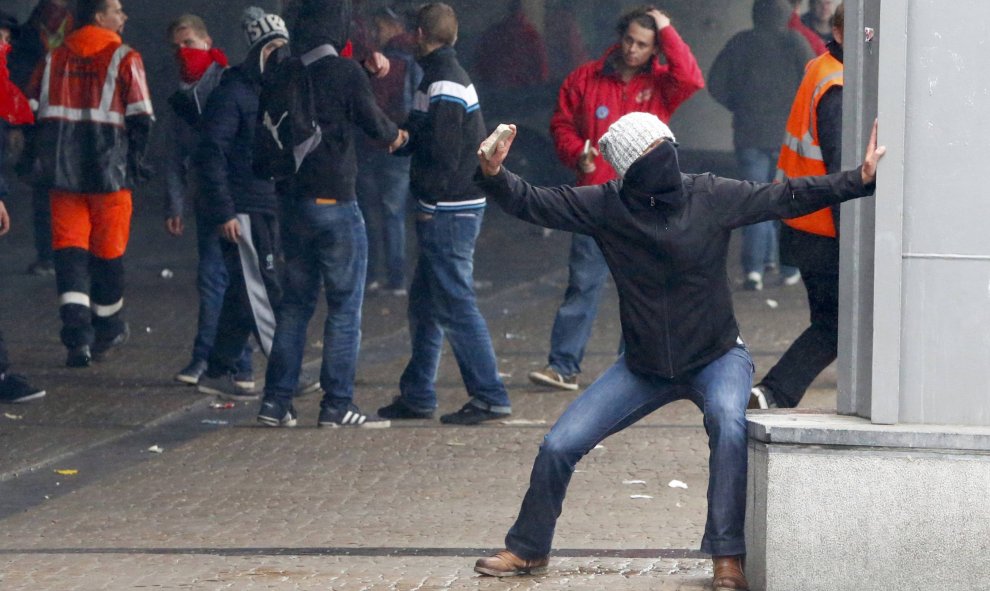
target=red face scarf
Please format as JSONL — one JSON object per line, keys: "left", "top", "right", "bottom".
{"left": 0, "top": 43, "right": 35, "bottom": 125}
{"left": 176, "top": 46, "right": 229, "bottom": 84}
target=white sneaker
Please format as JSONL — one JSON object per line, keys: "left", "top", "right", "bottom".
{"left": 743, "top": 272, "right": 763, "bottom": 291}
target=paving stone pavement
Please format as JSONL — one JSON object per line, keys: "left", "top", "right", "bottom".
{"left": 0, "top": 177, "right": 837, "bottom": 589}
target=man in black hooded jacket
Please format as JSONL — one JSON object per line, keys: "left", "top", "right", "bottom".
{"left": 470, "top": 112, "right": 885, "bottom": 591}
{"left": 257, "top": 0, "right": 405, "bottom": 429}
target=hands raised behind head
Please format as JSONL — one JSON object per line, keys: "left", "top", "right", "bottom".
{"left": 648, "top": 9, "right": 671, "bottom": 30}
{"left": 861, "top": 119, "right": 887, "bottom": 185}
{"left": 477, "top": 124, "right": 518, "bottom": 177}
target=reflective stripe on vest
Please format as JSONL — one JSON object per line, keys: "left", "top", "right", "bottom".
{"left": 37, "top": 44, "right": 135, "bottom": 127}
{"left": 776, "top": 53, "right": 843, "bottom": 237}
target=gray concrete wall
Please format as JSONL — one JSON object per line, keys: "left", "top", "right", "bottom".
{"left": 862, "top": 0, "right": 990, "bottom": 426}
{"left": 747, "top": 437, "right": 990, "bottom": 591}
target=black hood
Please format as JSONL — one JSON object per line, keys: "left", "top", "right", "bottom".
{"left": 621, "top": 141, "right": 686, "bottom": 211}
{"left": 291, "top": 0, "right": 352, "bottom": 55}
{"left": 752, "top": 0, "right": 791, "bottom": 32}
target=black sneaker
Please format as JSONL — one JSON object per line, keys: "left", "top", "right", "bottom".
{"left": 748, "top": 384, "right": 779, "bottom": 410}
{"left": 257, "top": 398, "right": 298, "bottom": 427}
{"left": 233, "top": 370, "right": 256, "bottom": 391}
{"left": 175, "top": 359, "right": 208, "bottom": 385}
{"left": 440, "top": 402, "right": 510, "bottom": 425}
{"left": 318, "top": 404, "right": 391, "bottom": 428}
{"left": 92, "top": 323, "right": 130, "bottom": 362}
{"left": 66, "top": 345, "right": 92, "bottom": 368}
{"left": 197, "top": 373, "right": 259, "bottom": 401}
{"left": 378, "top": 397, "right": 435, "bottom": 420}
{"left": 0, "top": 373, "right": 46, "bottom": 403}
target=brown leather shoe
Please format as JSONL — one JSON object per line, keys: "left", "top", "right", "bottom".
{"left": 713, "top": 555, "right": 749, "bottom": 590}
{"left": 474, "top": 550, "right": 549, "bottom": 577}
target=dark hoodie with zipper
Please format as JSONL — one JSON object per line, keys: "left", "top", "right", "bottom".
{"left": 288, "top": 0, "right": 398, "bottom": 202}
{"left": 476, "top": 142, "right": 874, "bottom": 380}
{"left": 197, "top": 44, "right": 279, "bottom": 226}
{"left": 708, "top": 0, "right": 815, "bottom": 151}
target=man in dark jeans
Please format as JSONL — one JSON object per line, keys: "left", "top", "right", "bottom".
{"left": 750, "top": 4, "right": 846, "bottom": 410}
{"left": 355, "top": 7, "right": 421, "bottom": 296}
{"left": 377, "top": 3, "right": 512, "bottom": 425}
{"left": 257, "top": 0, "right": 404, "bottom": 429}
{"left": 160, "top": 14, "right": 255, "bottom": 389}
{"left": 0, "top": 198, "right": 46, "bottom": 403}
{"left": 195, "top": 8, "right": 290, "bottom": 400}
{"left": 1, "top": 19, "right": 45, "bottom": 400}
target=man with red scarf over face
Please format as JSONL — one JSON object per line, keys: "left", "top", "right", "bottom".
{"left": 160, "top": 15, "right": 256, "bottom": 389}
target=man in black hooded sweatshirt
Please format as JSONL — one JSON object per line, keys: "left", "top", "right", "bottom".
{"left": 470, "top": 112, "right": 885, "bottom": 591}
{"left": 195, "top": 8, "right": 289, "bottom": 399}
{"left": 257, "top": 0, "right": 405, "bottom": 429}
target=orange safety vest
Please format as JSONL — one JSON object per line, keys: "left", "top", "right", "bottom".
{"left": 776, "top": 51, "right": 843, "bottom": 237}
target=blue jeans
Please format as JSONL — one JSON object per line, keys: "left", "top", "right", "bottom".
{"left": 356, "top": 149, "right": 411, "bottom": 289}
{"left": 193, "top": 215, "right": 251, "bottom": 373}
{"left": 264, "top": 201, "right": 367, "bottom": 409}
{"left": 737, "top": 148, "right": 796, "bottom": 277}
{"left": 547, "top": 233, "right": 610, "bottom": 377}
{"left": 398, "top": 208, "right": 510, "bottom": 412}
{"left": 506, "top": 347, "right": 753, "bottom": 558}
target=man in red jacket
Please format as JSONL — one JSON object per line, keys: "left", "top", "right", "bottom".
{"left": 29, "top": 0, "right": 153, "bottom": 368}
{"left": 528, "top": 5, "right": 703, "bottom": 391}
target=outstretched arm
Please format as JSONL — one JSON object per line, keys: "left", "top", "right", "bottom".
{"left": 476, "top": 125, "right": 606, "bottom": 235}
{"left": 714, "top": 120, "right": 886, "bottom": 229}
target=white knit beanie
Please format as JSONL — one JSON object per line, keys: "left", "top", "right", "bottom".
{"left": 242, "top": 7, "right": 289, "bottom": 50}
{"left": 598, "top": 113, "right": 676, "bottom": 178}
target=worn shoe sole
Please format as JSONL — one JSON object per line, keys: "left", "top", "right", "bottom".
{"left": 317, "top": 419, "right": 392, "bottom": 429}
{"left": 195, "top": 383, "right": 259, "bottom": 401}
{"left": 257, "top": 415, "right": 298, "bottom": 428}
{"left": 748, "top": 388, "right": 769, "bottom": 410}
{"left": 175, "top": 373, "right": 200, "bottom": 386}
{"left": 4, "top": 390, "right": 47, "bottom": 403}
{"left": 527, "top": 371, "right": 579, "bottom": 391}
{"left": 474, "top": 565, "right": 548, "bottom": 577}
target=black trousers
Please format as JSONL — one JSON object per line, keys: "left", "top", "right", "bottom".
{"left": 761, "top": 270, "right": 839, "bottom": 408}
{"left": 206, "top": 212, "right": 282, "bottom": 376}
{"left": 0, "top": 327, "right": 8, "bottom": 374}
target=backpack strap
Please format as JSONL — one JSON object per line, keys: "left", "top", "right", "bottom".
{"left": 300, "top": 44, "right": 338, "bottom": 67}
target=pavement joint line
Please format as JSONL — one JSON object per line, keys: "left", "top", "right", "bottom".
{"left": 0, "top": 266, "right": 577, "bottom": 519}
{"left": 0, "top": 547, "right": 707, "bottom": 559}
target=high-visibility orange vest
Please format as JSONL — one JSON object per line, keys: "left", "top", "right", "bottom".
{"left": 776, "top": 51, "right": 843, "bottom": 237}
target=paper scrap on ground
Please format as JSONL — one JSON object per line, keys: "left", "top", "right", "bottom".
{"left": 766, "top": 299, "right": 779, "bottom": 309}
{"left": 4, "top": 413, "right": 23, "bottom": 420}
{"left": 668, "top": 479, "right": 689, "bottom": 489}
{"left": 622, "top": 480, "right": 647, "bottom": 485}
{"left": 498, "top": 372, "right": 513, "bottom": 379}
{"left": 630, "top": 494, "right": 653, "bottom": 499}
{"left": 54, "top": 469, "right": 78, "bottom": 476}
{"left": 500, "top": 419, "right": 547, "bottom": 426}
{"left": 593, "top": 444, "right": 605, "bottom": 450}
{"left": 201, "top": 419, "right": 228, "bottom": 426}
{"left": 147, "top": 445, "right": 164, "bottom": 454}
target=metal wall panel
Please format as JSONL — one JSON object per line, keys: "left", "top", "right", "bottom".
{"left": 863, "top": 0, "right": 990, "bottom": 426}
{"left": 900, "top": 259, "right": 990, "bottom": 425}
